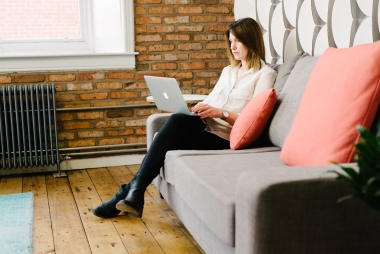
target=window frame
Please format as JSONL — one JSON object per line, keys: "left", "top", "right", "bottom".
{"left": 0, "top": 0, "right": 137, "bottom": 73}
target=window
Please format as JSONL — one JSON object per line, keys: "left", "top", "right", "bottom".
{"left": 0, "top": 0, "right": 136, "bottom": 72}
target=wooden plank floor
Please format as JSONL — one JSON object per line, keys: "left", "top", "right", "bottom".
{"left": 0, "top": 165, "right": 205, "bottom": 254}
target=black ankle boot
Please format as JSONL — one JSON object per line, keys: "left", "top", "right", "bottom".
{"left": 92, "top": 184, "right": 129, "bottom": 218}
{"left": 116, "top": 179, "right": 147, "bottom": 218}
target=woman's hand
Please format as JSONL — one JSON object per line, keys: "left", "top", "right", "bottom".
{"left": 191, "top": 103, "right": 223, "bottom": 119}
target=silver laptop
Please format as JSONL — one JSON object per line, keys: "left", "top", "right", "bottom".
{"left": 144, "top": 75, "right": 192, "bottom": 115}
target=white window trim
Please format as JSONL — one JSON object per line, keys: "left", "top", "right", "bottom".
{"left": 0, "top": 0, "right": 137, "bottom": 73}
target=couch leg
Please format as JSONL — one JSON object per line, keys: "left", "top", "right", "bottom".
{"left": 160, "top": 192, "right": 164, "bottom": 199}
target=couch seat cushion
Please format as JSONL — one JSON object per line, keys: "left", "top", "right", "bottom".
{"left": 162, "top": 147, "right": 281, "bottom": 185}
{"left": 173, "top": 151, "right": 286, "bottom": 247}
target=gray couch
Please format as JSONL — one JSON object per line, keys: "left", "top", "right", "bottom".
{"left": 146, "top": 52, "right": 380, "bottom": 254}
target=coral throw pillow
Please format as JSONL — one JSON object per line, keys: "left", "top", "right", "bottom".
{"left": 281, "top": 41, "right": 380, "bottom": 166}
{"left": 230, "top": 88, "right": 277, "bottom": 150}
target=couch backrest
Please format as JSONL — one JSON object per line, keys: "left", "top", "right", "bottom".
{"left": 267, "top": 53, "right": 319, "bottom": 148}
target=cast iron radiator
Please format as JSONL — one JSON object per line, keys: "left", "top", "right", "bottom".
{"left": 0, "top": 84, "right": 60, "bottom": 174}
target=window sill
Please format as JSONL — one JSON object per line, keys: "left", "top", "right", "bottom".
{"left": 0, "top": 52, "right": 138, "bottom": 73}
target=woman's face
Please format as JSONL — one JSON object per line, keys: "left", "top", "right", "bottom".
{"left": 229, "top": 32, "right": 248, "bottom": 61}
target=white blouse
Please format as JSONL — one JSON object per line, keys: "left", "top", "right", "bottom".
{"left": 202, "top": 60, "right": 277, "bottom": 140}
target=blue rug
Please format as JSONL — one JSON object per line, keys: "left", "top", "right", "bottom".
{"left": 0, "top": 192, "right": 34, "bottom": 254}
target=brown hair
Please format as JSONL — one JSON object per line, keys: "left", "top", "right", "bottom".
{"left": 225, "top": 18, "right": 266, "bottom": 70}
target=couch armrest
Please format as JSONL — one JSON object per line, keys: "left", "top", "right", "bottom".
{"left": 235, "top": 163, "right": 380, "bottom": 254}
{"left": 146, "top": 113, "right": 172, "bottom": 149}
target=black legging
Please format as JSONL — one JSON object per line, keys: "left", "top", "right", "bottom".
{"left": 135, "top": 114, "right": 230, "bottom": 184}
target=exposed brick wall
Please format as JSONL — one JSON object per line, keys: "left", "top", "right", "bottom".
{"left": 0, "top": 0, "right": 234, "bottom": 153}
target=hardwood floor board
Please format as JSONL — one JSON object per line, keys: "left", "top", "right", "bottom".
{"left": 23, "top": 174, "right": 56, "bottom": 254}
{"left": 45, "top": 175, "right": 91, "bottom": 254}
{"left": 95, "top": 166, "right": 165, "bottom": 254}
{"left": 66, "top": 170, "right": 128, "bottom": 254}
{"left": 1, "top": 167, "right": 204, "bottom": 254}
{"left": 122, "top": 165, "right": 202, "bottom": 254}
{"left": 0, "top": 175, "right": 23, "bottom": 194}
{"left": 127, "top": 165, "right": 205, "bottom": 253}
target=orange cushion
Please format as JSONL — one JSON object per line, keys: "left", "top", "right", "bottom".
{"left": 281, "top": 41, "right": 380, "bottom": 166}
{"left": 230, "top": 88, "right": 277, "bottom": 150}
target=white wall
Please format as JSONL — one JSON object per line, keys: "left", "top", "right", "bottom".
{"left": 234, "top": 0, "right": 380, "bottom": 63}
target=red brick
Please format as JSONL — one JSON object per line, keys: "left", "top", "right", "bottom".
{"left": 205, "top": 6, "right": 230, "bottom": 13}
{"left": 124, "top": 119, "right": 146, "bottom": 127}
{"left": 164, "top": 53, "right": 189, "bottom": 61}
{"left": 136, "top": 34, "right": 162, "bottom": 42}
{"left": 125, "top": 82, "right": 148, "bottom": 89}
{"left": 178, "top": 43, "right": 202, "bottom": 50}
{"left": 99, "top": 138, "right": 124, "bottom": 146}
{"left": 96, "top": 82, "right": 123, "bottom": 90}
{"left": 96, "top": 120, "right": 121, "bottom": 128}
{"left": 219, "top": 15, "right": 235, "bottom": 22}
{"left": 79, "top": 92, "right": 108, "bottom": 100}
{"left": 110, "top": 91, "right": 139, "bottom": 99}
{"left": 194, "top": 0, "right": 218, "bottom": 3}
{"left": 165, "top": 34, "right": 190, "bottom": 41}
{"left": 108, "top": 72, "right": 135, "bottom": 79}
{"left": 206, "top": 42, "right": 226, "bottom": 50}
{"left": 148, "top": 44, "right": 175, "bottom": 52}
{"left": 14, "top": 74, "right": 45, "bottom": 83}
{"left": 192, "top": 52, "right": 217, "bottom": 59}
{"left": 149, "top": 25, "right": 174, "bottom": 33}
{"left": 135, "top": 128, "right": 146, "bottom": 135}
{"left": 177, "top": 25, "right": 203, "bottom": 32}
{"left": 194, "top": 34, "right": 218, "bottom": 41}
{"left": 136, "top": 25, "right": 147, "bottom": 33}
{"left": 152, "top": 62, "right": 177, "bottom": 70}
{"left": 164, "top": 16, "right": 189, "bottom": 24}
{"left": 107, "top": 110, "right": 134, "bottom": 118}
{"left": 179, "top": 61, "right": 206, "bottom": 70}
{"left": 48, "top": 74, "right": 76, "bottom": 82}
{"left": 135, "top": 7, "right": 146, "bottom": 15}
{"left": 126, "top": 136, "right": 146, "bottom": 143}
{"left": 0, "top": 75, "right": 11, "bottom": 83}
{"left": 136, "top": 108, "right": 163, "bottom": 116}
{"left": 164, "top": 0, "right": 189, "bottom": 3}
{"left": 137, "top": 54, "right": 162, "bottom": 61}
{"left": 208, "top": 61, "right": 230, "bottom": 69}
{"left": 67, "top": 83, "right": 93, "bottom": 91}
{"left": 58, "top": 132, "right": 75, "bottom": 140}
{"left": 149, "top": 6, "right": 174, "bottom": 14}
{"left": 192, "top": 16, "right": 217, "bottom": 23}
{"left": 77, "top": 112, "right": 104, "bottom": 120}
{"left": 56, "top": 94, "right": 77, "bottom": 102}
{"left": 136, "top": 0, "right": 161, "bottom": 3}
{"left": 135, "top": 17, "right": 161, "bottom": 25}
{"left": 78, "top": 72, "right": 105, "bottom": 80}
{"left": 57, "top": 113, "right": 74, "bottom": 121}
{"left": 206, "top": 24, "right": 229, "bottom": 32}
{"left": 177, "top": 7, "right": 203, "bottom": 14}
{"left": 63, "top": 122, "right": 91, "bottom": 130}
{"left": 183, "top": 79, "right": 207, "bottom": 86}
{"left": 78, "top": 131, "right": 104, "bottom": 138}
{"left": 167, "top": 72, "right": 193, "bottom": 79}
{"left": 68, "top": 139, "right": 96, "bottom": 148}
{"left": 135, "top": 45, "right": 147, "bottom": 52}
{"left": 107, "top": 129, "right": 134, "bottom": 136}
{"left": 196, "top": 72, "right": 219, "bottom": 78}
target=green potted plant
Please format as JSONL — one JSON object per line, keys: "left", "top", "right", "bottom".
{"left": 330, "top": 123, "right": 380, "bottom": 213}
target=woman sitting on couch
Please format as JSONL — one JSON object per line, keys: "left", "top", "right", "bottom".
{"left": 92, "top": 17, "right": 277, "bottom": 219}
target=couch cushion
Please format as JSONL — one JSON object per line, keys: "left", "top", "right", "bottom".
{"left": 162, "top": 146, "right": 281, "bottom": 185}
{"left": 230, "top": 88, "right": 277, "bottom": 150}
{"left": 268, "top": 53, "right": 319, "bottom": 147}
{"left": 173, "top": 151, "right": 286, "bottom": 247}
{"left": 273, "top": 50, "right": 304, "bottom": 95}
{"left": 281, "top": 41, "right": 380, "bottom": 166}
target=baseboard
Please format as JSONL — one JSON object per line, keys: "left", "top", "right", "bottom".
{"left": 0, "top": 154, "right": 145, "bottom": 176}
